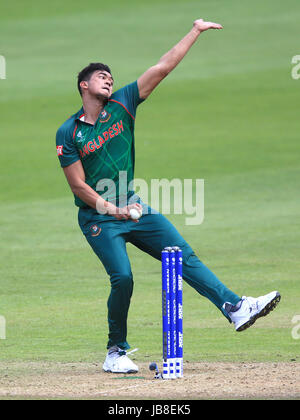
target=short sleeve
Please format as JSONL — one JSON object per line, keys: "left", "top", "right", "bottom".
{"left": 111, "top": 81, "right": 144, "bottom": 119}
{"left": 56, "top": 125, "right": 80, "bottom": 168}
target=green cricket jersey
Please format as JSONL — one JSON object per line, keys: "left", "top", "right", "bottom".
{"left": 56, "top": 81, "right": 144, "bottom": 208}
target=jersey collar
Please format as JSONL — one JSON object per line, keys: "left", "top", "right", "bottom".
{"left": 74, "top": 107, "right": 85, "bottom": 122}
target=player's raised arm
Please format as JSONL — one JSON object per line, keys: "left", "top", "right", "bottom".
{"left": 137, "top": 19, "right": 223, "bottom": 100}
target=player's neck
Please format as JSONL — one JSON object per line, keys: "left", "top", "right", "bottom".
{"left": 82, "top": 94, "right": 107, "bottom": 125}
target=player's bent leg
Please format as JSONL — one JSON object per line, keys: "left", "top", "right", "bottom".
{"left": 129, "top": 208, "right": 281, "bottom": 328}
{"left": 129, "top": 210, "right": 240, "bottom": 321}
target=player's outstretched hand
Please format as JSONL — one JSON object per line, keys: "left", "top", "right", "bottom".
{"left": 193, "top": 18, "right": 223, "bottom": 33}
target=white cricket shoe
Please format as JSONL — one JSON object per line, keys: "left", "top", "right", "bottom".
{"left": 226, "top": 291, "right": 281, "bottom": 332}
{"left": 103, "top": 346, "right": 139, "bottom": 373}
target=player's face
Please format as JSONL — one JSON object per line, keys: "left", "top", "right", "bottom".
{"left": 86, "top": 70, "right": 114, "bottom": 99}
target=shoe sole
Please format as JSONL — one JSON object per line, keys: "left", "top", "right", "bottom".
{"left": 103, "top": 368, "right": 138, "bottom": 374}
{"left": 236, "top": 292, "right": 281, "bottom": 332}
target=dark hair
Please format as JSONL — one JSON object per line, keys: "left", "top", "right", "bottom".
{"left": 77, "top": 62, "right": 112, "bottom": 96}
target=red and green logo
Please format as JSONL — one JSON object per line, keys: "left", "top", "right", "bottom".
{"left": 90, "top": 224, "right": 102, "bottom": 237}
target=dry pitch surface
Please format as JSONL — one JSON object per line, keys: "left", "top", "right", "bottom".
{"left": 0, "top": 361, "right": 299, "bottom": 400}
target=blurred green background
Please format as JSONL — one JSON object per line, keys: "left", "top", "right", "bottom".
{"left": 0, "top": 0, "right": 299, "bottom": 363}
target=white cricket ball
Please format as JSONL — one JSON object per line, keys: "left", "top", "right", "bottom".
{"left": 129, "top": 208, "right": 142, "bottom": 220}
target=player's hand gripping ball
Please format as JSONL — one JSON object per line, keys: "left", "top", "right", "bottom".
{"left": 129, "top": 207, "right": 142, "bottom": 220}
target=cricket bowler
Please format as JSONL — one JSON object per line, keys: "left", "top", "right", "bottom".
{"left": 56, "top": 19, "right": 281, "bottom": 373}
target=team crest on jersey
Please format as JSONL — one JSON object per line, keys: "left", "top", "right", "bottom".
{"left": 99, "top": 109, "right": 111, "bottom": 123}
{"left": 90, "top": 224, "right": 102, "bottom": 237}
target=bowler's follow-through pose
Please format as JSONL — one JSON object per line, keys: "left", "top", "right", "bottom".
{"left": 56, "top": 19, "right": 281, "bottom": 373}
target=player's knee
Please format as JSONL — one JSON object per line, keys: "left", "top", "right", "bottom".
{"left": 178, "top": 244, "right": 196, "bottom": 264}
{"left": 110, "top": 272, "right": 133, "bottom": 291}
{"left": 182, "top": 248, "right": 202, "bottom": 267}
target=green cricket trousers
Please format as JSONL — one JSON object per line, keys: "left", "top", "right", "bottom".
{"left": 78, "top": 204, "right": 240, "bottom": 350}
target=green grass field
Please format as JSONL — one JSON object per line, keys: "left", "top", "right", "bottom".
{"left": 0, "top": 0, "right": 299, "bottom": 374}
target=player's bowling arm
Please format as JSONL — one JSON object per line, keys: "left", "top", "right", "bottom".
{"left": 63, "top": 160, "right": 104, "bottom": 209}
{"left": 62, "top": 161, "right": 142, "bottom": 221}
{"left": 138, "top": 19, "right": 223, "bottom": 99}
{"left": 63, "top": 161, "right": 117, "bottom": 214}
